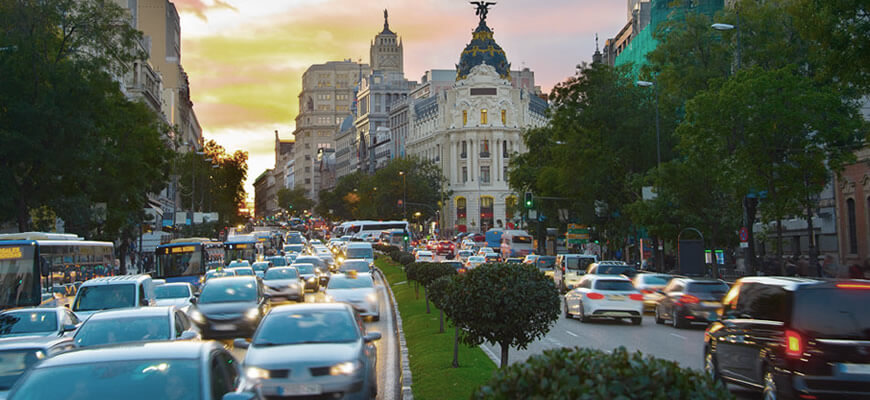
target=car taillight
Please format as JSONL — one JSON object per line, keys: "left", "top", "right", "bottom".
{"left": 640, "top": 289, "right": 653, "bottom": 294}
{"left": 678, "top": 295, "right": 699, "bottom": 304}
{"left": 629, "top": 294, "right": 644, "bottom": 301}
{"left": 585, "top": 292, "right": 604, "bottom": 300}
{"left": 785, "top": 330, "right": 802, "bottom": 357}
{"left": 836, "top": 283, "right": 870, "bottom": 289}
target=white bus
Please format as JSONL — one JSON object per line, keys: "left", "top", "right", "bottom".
{"left": 336, "top": 221, "right": 409, "bottom": 239}
{"left": 499, "top": 230, "right": 534, "bottom": 259}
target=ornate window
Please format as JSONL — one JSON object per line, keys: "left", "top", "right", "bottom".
{"left": 463, "top": 110, "right": 467, "bottom": 126}
{"left": 481, "top": 109, "right": 488, "bottom": 124}
{"left": 480, "top": 196, "right": 494, "bottom": 231}
{"left": 480, "top": 166, "right": 490, "bottom": 184}
{"left": 456, "top": 197, "right": 467, "bottom": 229}
{"left": 501, "top": 109, "right": 506, "bottom": 125}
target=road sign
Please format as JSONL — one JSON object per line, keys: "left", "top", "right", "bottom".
{"left": 739, "top": 227, "right": 749, "bottom": 242}
{"left": 566, "top": 224, "right": 590, "bottom": 240}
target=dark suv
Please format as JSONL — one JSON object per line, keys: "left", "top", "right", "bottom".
{"left": 654, "top": 277, "right": 729, "bottom": 328}
{"left": 704, "top": 277, "right": 870, "bottom": 399}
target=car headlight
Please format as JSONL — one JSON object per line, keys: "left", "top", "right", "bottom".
{"left": 324, "top": 295, "right": 335, "bottom": 302}
{"left": 190, "top": 310, "right": 205, "bottom": 324}
{"left": 329, "top": 361, "right": 362, "bottom": 376}
{"left": 307, "top": 277, "right": 316, "bottom": 282}
{"left": 366, "top": 292, "right": 377, "bottom": 303}
{"left": 245, "top": 366, "right": 270, "bottom": 380}
{"left": 245, "top": 308, "right": 260, "bottom": 320}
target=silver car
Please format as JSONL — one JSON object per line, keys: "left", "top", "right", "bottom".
{"left": 324, "top": 273, "right": 379, "bottom": 321}
{"left": 262, "top": 267, "right": 305, "bottom": 302}
{"left": 154, "top": 282, "right": 196, "bottom": 314}
{"left": 73, "top": 306, "right": 199, "bottom": 348}
{"left": 237, "top": 303, "right": 380, "bottom": 400}
{"left": 0, "top": 308, "right": 78, "bottom": 397}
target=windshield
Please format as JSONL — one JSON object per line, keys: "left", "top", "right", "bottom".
{"left": 154, "top": 285, "right": 190, "bottom": 300}
{"left": 686, "top": 282, "right": 729, "bottom": 295}
{"left": 206, "top": 270, "right": 234, "bottom": 280}
{"left": 73, "top": 284, "right": 136, "bottom": 312}
{"left": 566, "top": 257, "right": 595, "bottom": 270}
{"left": 0, "top": 245, "right": 38, "bottom": 309}
{"left": 536, "top": 257, "right": 556, "bottom": 270}
{"left": 266, "top": 257, "right": 287, "bottom": 267}
{"left": 0, "top": 349, "right": 45, "bottom": 390}
{"left": 74, "top": 316, "right": 170, "bottom": 347}
{"left": 469, "top": 257, "right": 484, "bottom": 262}
{"left": 594, "top": 280, "right": 635, "bottom": 291}
{"left": 285, "top": 236, "right": 304, "bottom": 245}
{"left": 156, "top": 246, "right": 202, "bottom": 278}
{"left": 597, "top": 265, "right": 636, "bottom": 277}
{"left": 295, "top": 258, "right": 324, "bottom": 268}
{"left": 225, "top": 246, "right": 255, "bottom": 265}
{"left": 254, "top": 310, "right": 358, "bottom": 346}
{"left": 199, "top": 280, "right": 257, "bottom": 303}
{"left": 8, "top": 359, "right": 202, "bottom": 399}
{"left": 228, "top": 261, "right": 250, "bottom": 268}
{"left": 327, "top": 275, "right": 374, "bottom": 289}
{"left": 792, "top": 287, "right": 870, "bottom": 339}
{"left": 339, "top": 261, "right": 369, "bottom": 273}
{"left": 292, "top": 264, "right": 315, "bottom": 274}
{"left": 265, "top": 268, "right": 298, "bottom": 280}
{"left": 231, "top": 268, "right": 254, "bottom": 276}
{"left": 346, "top": 248, "right": 373, "bottom": 259}
{"left": 252, "top": 263, "right": 270, "bottom": 272}
{"left": 0, "top": 312, "right": 57, "bottom": 337}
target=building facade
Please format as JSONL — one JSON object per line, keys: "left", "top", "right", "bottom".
{"left": 253, "top": 169, "right": 277, "bottom": 219}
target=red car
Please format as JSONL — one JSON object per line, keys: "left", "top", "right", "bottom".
{"left": 435, "top": 241, "right": 455, "bottom": 256}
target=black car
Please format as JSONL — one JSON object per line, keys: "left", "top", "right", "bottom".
{"left": 291, "top": 262, "right": 322, "bottom": 291}
{"left": 294, "top": 256, "right": 329, "bottom": 285}
{"left": 705, "top": 277, "right": 870, "bottom": 400}
{"left": 188, "top": 277, "right": 270, "bottom": 340}
{"left": 654, "top": 277, "right": 729, "bottom": 328}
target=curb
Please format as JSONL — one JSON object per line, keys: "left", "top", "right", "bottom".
{"left": 376, "top": 267, "right": 414, "bottom": 400}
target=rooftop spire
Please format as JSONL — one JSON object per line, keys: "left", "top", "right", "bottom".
{"left": 383, "top": 9, "right": 390, "bottom": 33}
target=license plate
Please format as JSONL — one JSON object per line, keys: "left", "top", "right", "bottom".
{"left": 607, "top": 295, "right": 625, "bottom": 301}
{"left": 268, "top": 383, "right": 322, "bottom": 396}
{"left": 840, "top": 363, "right": 870, "bottom": 375}
{"left": 213, "top": 323, "right": 235, "bottom": 331}
{"left": 702, "top": 302, "right": 721, "bottom": 307}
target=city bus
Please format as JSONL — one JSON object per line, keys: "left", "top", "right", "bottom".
{"left": 0, "top": 232, "right": 114, "bottom": 310}
{"left": 154, "top": 238, "right": 224, "bottom": 288}
{"left": 336, "top": 220, "right": 410, "bottom": 239}
{"left": 224, "top": 235, "right": 258, "bottom": 265}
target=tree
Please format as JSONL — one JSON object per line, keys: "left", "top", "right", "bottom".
{"left": 427, "top": 276, "right": 454, "bottom": 334}
{"left": 416, "top": 262, "right": 456, "bottom": 315}
{"left": 449, "top": 263, "right": 560, "bottom": 368}
{"left": 277, "top": 188, "right": 314, "bottom": 216}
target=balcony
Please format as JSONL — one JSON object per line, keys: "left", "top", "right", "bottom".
{"left": 479, "top": 151, "right": 490, "bottom": 158}
{"left": 460, "top": 152, "right": 467, "bottom": 159}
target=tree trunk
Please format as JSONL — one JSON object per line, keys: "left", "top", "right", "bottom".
{"left": 439, "top": 310, "right": 444, "bottom": 333}
{"left": 119, "top": 241, "right": 128, "bottom": 275}
{"left": 777, "top": 219, "right": 784, "bottom": 275}
{"left": 424, "top": 287, "right": 430, "bottom": 314}
{"left": 499, "top": 341, "right": 510, "bottom": 368}
{"left": 414, "top": 282, "right": 419, "bottom": 299}
{"left": 17, "top": 193, "right": 29, "bottom": 232}
{"left": 452, "top": 326, "right": 460, "bottom": 368}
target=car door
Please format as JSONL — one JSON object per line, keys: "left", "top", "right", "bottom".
{"left": 731, "top": 283, "right": 788, "bottom": 384}
{"left": 713, "top": 282, "right": 743, "bottom": 380}
{"left": 659, "top": 281, "right": 681, "bottom": 320}
{"left": 209, "top": 350, "right": 239, "bottom": 400}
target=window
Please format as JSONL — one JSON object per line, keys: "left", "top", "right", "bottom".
{"left": 480, "top": 196, "right": 494, "bottom": 231}
{"left": 734, "top": 283, "right": 788, "bottom": 321}
{"left": 305, "top": 178, "right": 311, "bottom": 184}
{"left": 503, "top": 165, "right": 508, "bottom": 182}
{"left": 461, "top": 141, "right": 467, "bottom": 158}
{"left": 501, "top": 109, "right": 506, "bottom": 125}
{"left": 480, "top": 139, "right": 490, "bottom": 157}
{"left": 502, "top": 141, "right": 508, "bottom": 158}
{"left": 847, "top": 198, "right": 858, "bottom": 254}
{"left": 462, "top": 110, "right": 467, "bottom": 126}
{"left": 462, "top": 166, "right": 468, "bottom": 183}
{"left": 304, "top": 155, "right": 311, "bottom": 161}
{"left": 480, "top": 166, "right": 490, "bottom": 184}
{"left": 481, "top": 109, "right": 488, "bottom": 124}
{"left": 304, "top": 167, "right": 311, "bottom": 173}
{"left": 456, "top": 197, "right": 467, "bottom": 226}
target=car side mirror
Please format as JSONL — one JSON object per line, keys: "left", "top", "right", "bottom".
{"left": 179, "top": 330, "right": 198, "bottom": 340}
{"left": 64, "top": 304, "right": 70, "bottom": 309}
{"left": 363, "top": 332, "right": 382, "bottom": 342}
{"left": 222, "top": 392, "right": 257, "bottom": 400}
{"left": 233, "top": 338, "right": 250, "bottom": 349}
{"left": 189, "top": 297, "right": 197, "bottom": 305}
{"left": 62, "top": 324, "right": 77, "bottom": 333}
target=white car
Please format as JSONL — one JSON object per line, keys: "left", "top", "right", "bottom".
{"left": 153, "top": 283, "right": 196, "bottom": 314}
{"left": 415, "top": 250, "right": 434, "bottom": 262}
{"left": 465, "top": 255, "right": 485, "bottom": 270}
{"left": 456, "top": 250, "right": 474, "bottom": 263}
{"left": 477, "top": 247, "right": 495, "bottom": 256}
{"left": 564, "top": 275, "right": 644, "bottom": 325}
{"left": 324, "top": 273, "right": 380, "bottom": 320}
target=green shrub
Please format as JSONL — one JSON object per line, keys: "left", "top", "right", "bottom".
{"left": 472, "top": 346, "right": 734, "bottom": 400}
{"left": 398, "top": 252, "right": 415, "bottom": 266}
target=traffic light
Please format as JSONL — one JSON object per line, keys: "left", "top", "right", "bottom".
{"left": 524, "top": 192, "right": 533, "bottom": 209}
{"left": 403, "top": 232, "right": 410, "bottom": 243}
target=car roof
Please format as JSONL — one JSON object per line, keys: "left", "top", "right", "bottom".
{"left": 583, "top": 274, "right": 631, "bottom": 281}
{"left": 270, "top": 302, "right": 353, "bottom": 315}
{"left": 735, "top": 276, "right": 831, "bottom": 290}
{"left": 205, "top": 276, "right": 257, "bottom": 284}
{"left": 1, "top": 307, "right": 63, "bottom": 315}
{"left": 79, "top": 275, "right": 150, "bottom": 286}
{"left": 34, "top": 341, "right": 218, "bottom": 368}
{"left": 86, "top": 306, "right": 172, "bottom": 320}
{"left": 159, "top": 282, "right": 192, "bottom": 288}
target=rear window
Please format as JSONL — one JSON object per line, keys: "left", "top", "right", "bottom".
{"left": 596, "top": 265, "right": 636, "bottom": 277}
{"left": 687, "top": 282, "right": 729, "bottom": 295}
{"left": 594, "top": 280, "right": 635, "bottom": 291}
{"left": 536, "top": 257, "right": 556, "bottom": 270}
{"left": 642, "top": 275, "right": 671, "bottom": 285}
{"left": 792, "top": 287, "right": 870, "bottom": 339}
{"left": 565, "top": 257, "right": 595, "bottom": 270}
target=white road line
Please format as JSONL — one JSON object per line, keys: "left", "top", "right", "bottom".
{"left": 670, "top": 333, "right": 687, "bottom": 340}
{"left": 565, "top": 331, "right": 579, "bottom": 338}
{"left": 480, "top": 344, "right": 500, "bottom": 365}
{"left": 546, "top": 337, "right": 564, "bottom": 347}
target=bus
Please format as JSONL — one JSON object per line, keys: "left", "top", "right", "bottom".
{"left": 500, "top": 230, "right": 534, "bottom": 259}
{"left": 224, "top": 235, "right": 258, "bottom": 265}
{"left": 336, "top": 220, "right": 410, "bottom": 238}
{"left": 154, "top": 238, "right": 224, "bottom": 288}
{"left": 0, "top": 232, "right": 114, "bottom": 310}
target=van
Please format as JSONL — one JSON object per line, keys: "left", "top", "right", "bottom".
{"left": 554, "top": 254, "right": 598, "bottom": 293}
{"left": 342, "top": 242, "right": 375, "bottom": 266}
{"left": 70, "top": 275, "right": 156, "bottom": 320}
{"left": 499, "top": 230, "right": 534, "bottom": 259}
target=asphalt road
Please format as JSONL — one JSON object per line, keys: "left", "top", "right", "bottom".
{"left": 228, "top": 272, "right": 400, "bottom": 400}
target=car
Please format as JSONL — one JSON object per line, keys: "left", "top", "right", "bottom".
{"left": 154, "top": 282, "right": 197, "bottom": 313}
{"left": 71, "top": 275, "right": 157, "bottom": 320}
{"left": 0, "top": 308, "right": 80, "bottom": 340}
{"left": 3, "top": 341, "right": 258, "bottom": 400}
{"left": 282, "top": 244, "right": 304, "bottom": 255}
{"left": 228, "top": 267, "right": 256, "bottom": 277}
{"left": 251, "top": 261, "right": 272, "bottom": 279}
{"left": 554, "top": 254, "right": 597, "bottom": 293}
{"left": 292, "top": 263, "right": 323, "bottom": 292}
{"left": 705, "top": 278, "right": 870, "bottom": 399}
{"left": 338, "top": 259, "right": 372, "bottom": 274}
{"left": 585, "top": 261, "right": 637, "bottom": 279}
{"left": 188, "top": 276, "right": 270, "bottom": 340}
{"left": 631, "top": 273, "right": 673, "bottom": 312}
{"left": 654, "top": 277, "right": 729, "bottom": 328}
{"left": 456, "top": 250, "right": 474, "bottom": 263}
{"left": 523, "top": 254, "right": 539, "bottom": 264}
{"left": 235, "top": 303, "right": 380, "bottom": 400}
{"left": 294, "top": 256, "right": 330, "bottom": 285}
{"left": 476, "top": 247, "right": 495, "bottom": 256}
{"left": 205, "top": 268, "right": 236, "bottom": 281}
{"left": 228, "top": 260, "right": 252, "bottom": 269}
{"left": 465, "top": 256, "right": 485, "bottom": 270}
{"left": 324, "top": 272, "right": 380, "bottom": 321}
{"left": 440, "top": 260, "right": 466, "bottom": 273}
{"left": 504, "top": 257, "right": 524, "bottom": 264}
{"left": 483, "top": 253, "right": 500, "bottom": 263}
{"left": 564, "top": 274, "right": 644, "bottom": 325}
{"left": 534, "top": 256, "right": 557, "bottom": 279}
{"left": 461, "top": 240, "right": 476, "bottom": 251}
{"left": 342, "top": 243, "right": 375, "bottom": 267}
{"left": 0, "top": 333, "right": 75, "bottom": 397}
{"left": 435, "top": 241, "right": 455, "bottom": 256}
{"left": 415, "top": 250, "right": 434, "bottom": 262}
{"left": 72, "top": 306, "right": 199, "bottom": 348}
{"left": 265, "top": 256, "right": 287, "bottom": 268}
{"left": 262, "top": 267, "right": 305, "bottom": 302}
{"left": 151, "top": 279, "right": 166, "bottom": 286}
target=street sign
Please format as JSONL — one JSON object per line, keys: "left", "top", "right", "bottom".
{"left": 739, "top": 227, "right": 749, "bottom": 242}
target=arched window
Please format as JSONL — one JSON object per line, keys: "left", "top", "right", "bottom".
{"left": 501, "top": 109, "right": 506, "bottom": 125}
{"left": 481, "top": 109, "right": 488, "bottom": 125}
{"left": 480, "top": 196, "right": 494, "bottom": 231}
{"left": 847, "top": 198, "right": 858, "bottom": 254}
{"left": 456, "top": 197, "right": 467, "bottom": 232}
{"left": 462, "top": 110, "right": 467, "bottom": 126}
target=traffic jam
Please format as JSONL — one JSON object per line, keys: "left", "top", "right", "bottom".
{"left": 0, "top": 229, "right": 383, "bottom": 400}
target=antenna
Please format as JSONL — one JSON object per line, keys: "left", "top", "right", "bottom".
{"left": 595, "top": 33, "right": 599, "bottom": 51}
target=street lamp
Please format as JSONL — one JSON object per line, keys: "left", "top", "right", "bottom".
{"left": 399, "top": 171, "right": 406, "bottom": 220}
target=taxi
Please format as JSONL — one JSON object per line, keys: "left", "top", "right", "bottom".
{"left": 324, "top": 270, "right": 379, "bottom": 321}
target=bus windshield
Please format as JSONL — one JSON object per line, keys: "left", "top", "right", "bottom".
{"left": 225, "top": 243, "right": 256, "bottom": 265}
{"left": 0, "top": 245, "right": 38, "bottom": 309}
{"left": 156, "top": 246, "right": 202, "bottom": 278}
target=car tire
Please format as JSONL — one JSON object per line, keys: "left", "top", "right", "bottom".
{"left": 655, "top": 306, "right": 664, "bottom": 324}
{"left": 564, "top": 301, "right": 572, "bottom": 319}
{"left": 672, "top": 309, "right": 686, "bottom": 329}
{"left": 762, "top": 366, "right": 778, "bottom": 400}
{"left": 372, "top": 314, "right": 380, "bottom": 322}
{"left": 704, "top": 347, "right": 723, "bottom": 386}
{"left": 579, "top": 303, "right": 590, "bottom": 323}
{"left": 632, "top": 317, "right": 642, "bottom": 326}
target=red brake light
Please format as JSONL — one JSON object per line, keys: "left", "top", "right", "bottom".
{"left": 785, "top": 329, "right": 802, "bottom": 357}
{"left": 836, "top": 283, "right": 870, "bottom": 289}
{"left": 640, "top": 289, "right": 653, "bottom": 294}
{"left": 585, "top": 292, "right": 605, "bottom": 300}
{"left": 629, "top": 294, "right": 644, "bottom": 301}
{"left": 678, "top": 295, "right": 700, "bottom": 304}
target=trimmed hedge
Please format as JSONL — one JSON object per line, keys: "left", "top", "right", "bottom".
{"left": 472, "top": 347, "right": 734, "bottom": 400}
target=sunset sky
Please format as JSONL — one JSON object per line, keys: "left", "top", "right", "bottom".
{"left": 172, "top": 0, "right": 628, "bottom": 198}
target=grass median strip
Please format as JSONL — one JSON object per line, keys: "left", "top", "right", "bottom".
{"left": 376, "top": 256, "right": 496, "bottom": 400}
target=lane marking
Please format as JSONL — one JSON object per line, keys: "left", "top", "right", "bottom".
{"left": 670, "top": 333, "right": 687, "bottom": 340}
{"left": 565, "top": 331, "right": 579, "bottom": 338}
{"left": 546, "top": 337, "right": 564, "bottom": 347}
{"left": 480, "top": 344, "right": 500, "bottom": 365}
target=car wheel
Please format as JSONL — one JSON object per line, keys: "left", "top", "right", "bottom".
{"left": 632, "top": 317, "right": 642, "bottom": 326}
{"left": 762, "top": 366, "right": 778, "bottom": 400}
{"left": 564, "top": 301, "right": 572, "bottom": 319}
{"left": 372, "top": 314, "right": 380, "bottom": 322}
{"left": 704, "top": 347, "right": 723, "bottom": 385}
{"left": 655, "top": 306, "right": 664, "bottom": 324}
{"left": 579, "top": 302, "right": 590, "bottom": 323}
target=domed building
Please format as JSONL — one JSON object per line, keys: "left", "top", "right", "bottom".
{"left": 403, "top": 8, "right": 548, "bottom": 233}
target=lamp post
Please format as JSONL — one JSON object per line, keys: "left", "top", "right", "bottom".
{"left": 637, "top": 78, "right": 662, "bottom": 271}
{"left": 399, "top": 171, "right": 406, "bottom": 220}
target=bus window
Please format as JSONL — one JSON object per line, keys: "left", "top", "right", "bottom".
{"left": 0, "top": 245, "right": 38, "bottom": 308}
